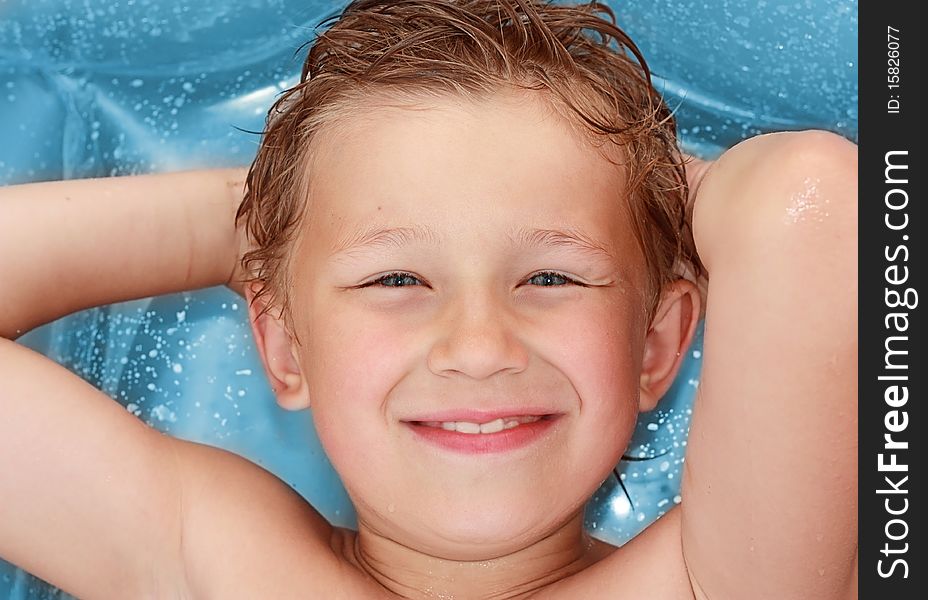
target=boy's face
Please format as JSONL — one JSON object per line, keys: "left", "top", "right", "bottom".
{"left": 286, "top": 91, "right": 651, "bottom": 557}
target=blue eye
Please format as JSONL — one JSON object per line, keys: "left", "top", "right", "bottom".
{"left": 366, "top": 272, "right": 423, "bottom": 288}
{"left": 358, "top": 271, "right": 582, "bottom": 289}
{"left": 526, "top": 271, "right": 580, "bottom": 286}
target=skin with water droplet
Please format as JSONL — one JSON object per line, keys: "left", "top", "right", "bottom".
{"left": 784, "top": 177, "right": 830, "bottom": 224}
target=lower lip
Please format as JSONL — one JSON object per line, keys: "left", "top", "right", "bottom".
{"left": 403, "top": 417, "right": 559, "bottom": 454}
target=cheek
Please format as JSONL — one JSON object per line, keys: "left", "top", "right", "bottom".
{"left": 299, "top": 305, "right": 414, "bottom": 465}
{"left": 544, "top": 293, "right": 644, "bottom": 400}
{"left": 308, "top": 314, "right": 402, "bottom": 399}
{"left": 539, "top": 296, "right": 645, "bottom": 464}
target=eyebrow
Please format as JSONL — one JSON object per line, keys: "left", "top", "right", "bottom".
{"left": 512, "top": 227, "right": 617, "bottom": 262}
{"left": 329, "top": 224, "right": 616, "bottom": 262}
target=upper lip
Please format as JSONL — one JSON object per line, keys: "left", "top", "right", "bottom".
{"left": 402, "top": 408, "right": 560, "bottom": 423}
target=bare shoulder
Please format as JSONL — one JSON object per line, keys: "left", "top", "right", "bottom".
{"left": 681, "top": 131, "right": 857, "bottom": 599}
{"left": 172, "top": 439, "right": 388, "bottom": 599}
{"left": 0, "top": 335, "right": 387, "bottom": 599}
{"left": 531, "top": 507, "right": 695, "bottom": 600}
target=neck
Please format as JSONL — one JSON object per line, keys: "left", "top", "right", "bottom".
{"left": 346, "top": 511, "right": 613, "bottom": 599}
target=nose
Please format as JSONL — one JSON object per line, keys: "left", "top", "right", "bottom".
{"left": 426, "top": 290, "right": 529, "bottom": 380}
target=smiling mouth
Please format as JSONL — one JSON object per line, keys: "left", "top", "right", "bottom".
{"left": 408, "top": 414, "right": 555, "bottom": 434}
{"left": 403, "top": 413, "right": 560, "bottom": 454}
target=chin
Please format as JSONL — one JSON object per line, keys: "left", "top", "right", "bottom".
{"left": 404, "top": 495, "right": 579, "bottom": 558}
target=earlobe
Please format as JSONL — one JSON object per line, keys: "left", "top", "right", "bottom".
{"left": 244, "top": 284, "right": 311, "bottom": 411}
{"left": 638, "top": 279, "right": 700, "bottom": 412}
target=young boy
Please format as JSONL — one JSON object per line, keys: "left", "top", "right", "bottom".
{"left": 0, "top": 1, "right": 857, "bottom": 598}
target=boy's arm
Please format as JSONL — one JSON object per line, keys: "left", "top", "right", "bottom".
{"left": 0, "top": 337, "right": 187, "bottom": 597}
{"left": 679, "top": 131, "right": 857, "bottom": 599}
{"left": 0, "top": 171, "right": 338, "bottom": 598}
{"left": 0, "top": 169, "right": 241, "bottom": 596}
{"left": 0, "top": 169, "right": 244, "bottom": 339}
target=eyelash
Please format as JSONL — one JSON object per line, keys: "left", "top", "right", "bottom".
{"left": 359, "top": 271, "right": 585, "bottom": 289}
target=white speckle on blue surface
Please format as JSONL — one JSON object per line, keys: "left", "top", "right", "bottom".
{"left": 610, "top": 494, "right": 632, "bottom": 517}
{"left": 151, "top": 404, "right": 176, "bottom": 423}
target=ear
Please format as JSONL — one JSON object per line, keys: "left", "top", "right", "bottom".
{"left": 639, "top": 279, "right": 700, "bottom": 412}
{"left": 245, "top": 283, "right": 311, "bottom": 411}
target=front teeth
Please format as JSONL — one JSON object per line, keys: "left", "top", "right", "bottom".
{"left": 430, "top": 416, "right": 542, "bottom": 434}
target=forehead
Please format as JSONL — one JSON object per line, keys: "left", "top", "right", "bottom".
{"left": 301, "top": 91, "right": 634, "bottom": 257}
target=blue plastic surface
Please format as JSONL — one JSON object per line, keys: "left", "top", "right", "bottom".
{"left": 0, "top": 1, "right": 857, "bottom": 597}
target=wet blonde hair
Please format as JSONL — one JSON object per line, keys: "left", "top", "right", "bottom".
{"left": 236, "top": 0, "right": 700, "bottom": 329}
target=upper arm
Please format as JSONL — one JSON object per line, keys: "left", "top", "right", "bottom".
{"left": 0, "top": 336, "right": 352, "bottom": 599}
{"left": 172, "top": 439, "right": 354, "bottom": 599}
{"left": 0, "top": 337, "right": 185, "bottom": 598}
{"left": 680, "top": 131, "right": 857, "bottom": 599}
